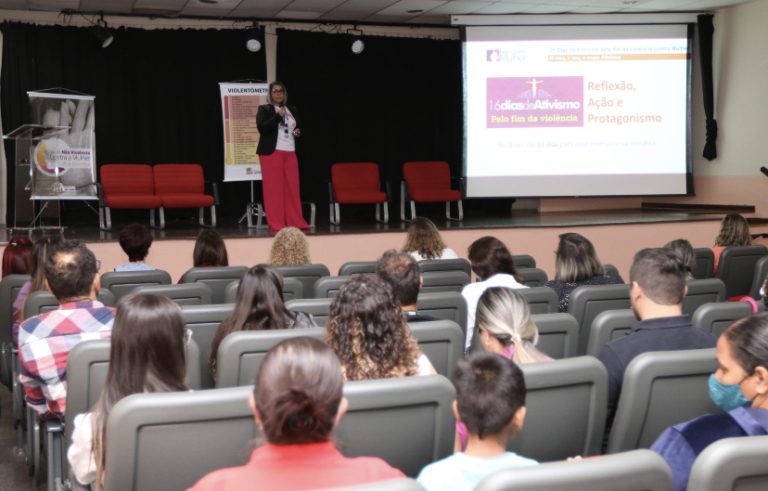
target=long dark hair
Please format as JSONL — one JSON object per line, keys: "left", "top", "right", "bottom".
{"left": 723, "top": 314, "right": 768, "bottom": 375}
{"left": 255, "top": 337, "right": 343, "bottom": 444}
{"left": 193, "top": 230, "right": 229, "bottom": 267}
{"left": 468, "top": 236, "right": 518, "bottom": 280}
{"left": 92, "top": 293, "right": 187, "bottom": 488}
{"left": 209, "top": 265, "right": 295, "bottom": 376}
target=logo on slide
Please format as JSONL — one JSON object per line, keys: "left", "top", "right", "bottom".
{"left": 33, "top": 138, "right": 69, "bottom": 176}
{"left": 487, "top": 76, "right": 583, "bottom": 128}
{"left": 486, "top": 49, "right": 526, "bottom": 63}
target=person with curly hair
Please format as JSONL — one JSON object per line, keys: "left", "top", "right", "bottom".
{"left": 712, "top": 214, "right": 752, "bottom": 272}
{"left": 402, "top": 217, "right": 458, "bottom": 261}
{"left": 269, "top": 227, "right": 311, "bottom": 266}
{"left": 208, "top": 265, "right": 315, "bottom": 378}
{"left": 325, "top": 275, "right": 435, "bottom": 380}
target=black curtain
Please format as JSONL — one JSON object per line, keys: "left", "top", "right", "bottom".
{"left": 697, "top": 14, "right": 717, "bottom": 161}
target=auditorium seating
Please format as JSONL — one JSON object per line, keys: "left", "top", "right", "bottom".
{"left": 687, "top": 434, "right": 768, "bottom": 491}
{"left": 400, "top": 161, "right": 463, "bottom": 222}
{"left": 585, "top": 309, "right": 637, "bottom": 356}
{"left": 24, "top": 289, "right": 116, "bottom": 318}
{"left": 408, "top": 320, "right": 463, "bottom": 377}
{"left": 153, "top": 163, "right": 218, "bottom": 228}
{"left": 475, "top": 449, "right": 673, "bottom": 491}
{"left": 100, "top": 270, "right": 172, "bottom": 302}
{"left": 338, "top": 260, "right": 377, "bottom": 276}
{"left": 314, "top": 275, "right": 350, "bottom": 298}
{"left": 0, "top": 273, "right": 28, "bottom": 388}
{"left": 417, "top": 258, "right": 471, "bottom": 276}
{"left": 330, "top": 162, "right": 390, "bottom": 225}
{"left": 179, "top": 266, "right": 248, "bottom": 304}
{"left": 682, "top": 278, "right": 726, "bottom": 315}
{"left": 531, "top": 313, "right": 579, "bottom": 359}
{"left": 748, "top": 254, "right": 768, "bottom": 299}
{"left": 607, "top": 348, "right": 719, "bottom": 453}
{"left": 512, "top": 254, "right": 537, "bottom": 269}
{"left": 274, "top": 264, "right": 331, "bottom": 296}
{"left": 134, "top": 283, "right": 212, "bottom": 306}
{"left": 420, "top": 271, "right": 470, "bottom": 294}
{"left": 181, "top": 303, "right": 235, "bottom": 389}
{"left": 415, "top": 291, "right": 467, "bottom": 337}
{"left": 568, "top": 284, "right": 631, "bottom": 355}
{"left": 517, "top": 287, "right": 559, "bottom": 314}
{"left": 692, "top": 301, "right": 752, "bottom": 337}
{"left": 715, "top": 245, "right": 768, "bottom": 297}
{"left": 692, "top": 248, "right": 715, "bottom": 279}
{"left": 224, "top": 276, "right": 305, "bottom": 303}
{"left": 285, "top": 298, "right": 333, "bottom": 326}
{"left": 510, "top": 356, "right": 607, "bottom": 461}
{"left": 98, "top": 163, "right": 162, "bottom": 230}
{"left": 517, "top": 267, "right": 549, "bottom": 287}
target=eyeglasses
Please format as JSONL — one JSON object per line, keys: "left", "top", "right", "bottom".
{"left": 271, "top": 88, "right": 285, "bottom": 93}
{"left": 184, "top": 328, "right": 193, "bottom": 346}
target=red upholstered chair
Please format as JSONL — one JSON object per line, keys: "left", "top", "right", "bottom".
{"left": 99, "top": 164, "right": 162, "bottom": 229}
{"left": 401, "top": 161, "right": 463, "bottom": 221}
{"left": 329, "top": 162, "right": 389, "bottom": 225}
{"left": 153, "top": 163, "right": 217, "bottom": 228}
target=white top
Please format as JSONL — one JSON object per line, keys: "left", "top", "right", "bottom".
{"left": 68, "top": 412, "right": 97, "bottom": 486}
{"left": 418, "top": 451, "right": 538, "bottom": 491}
{"left": 417, "top": 353, "right": 437, "bottom": 375}
{"left": 275, "top": 105, "right": 296, "bottom": 152}
{"left": 461, "top": 273, "right": 528, "bottom": 350}
{"left": 408, "top": 248, "right": 459, "bottom": 262}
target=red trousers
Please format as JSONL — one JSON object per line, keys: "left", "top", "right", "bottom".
{"left": 260, "top": 150, "right": 309, "bottom": 231}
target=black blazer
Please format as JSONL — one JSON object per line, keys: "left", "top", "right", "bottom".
{"left": 256, "top": 103, "right": 301, "bottom": 155}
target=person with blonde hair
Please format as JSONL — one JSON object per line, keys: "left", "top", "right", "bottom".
{"left": 474, "top": 287, "right": 551, "bottom": 364}
{"left": 712, "top": 214, "right": 752, "bottom": 272}
{"left": 269, "top": 227, "right": 311, "bottom": 266}
{"left": 545, "top": 232, "right": 623, "bottom": 312}
{"left": 402, "top": 217, "right": 458, "bottom": 261}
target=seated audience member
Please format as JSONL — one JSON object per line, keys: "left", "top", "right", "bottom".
{"left": 68, "top": 293, "right": 188, "bottom": 488}
{"left": 188, "top": 337, "right": 405, "bottom": 490}
{"left": 18, "top": 240, "right": 115, "bottom": 419}
{"left": 462, "top": 236, "right": 527, "bottom": 350}
{"left": 376, "top": 250, "right": 435, "bottom": 322}
{"left": 712, "top": 213, "right": 751, "bottom": 272}
{"left": 597, "top": 248, "right": 716, "bottom": 415}
{"left": 545, "top": 233, "right": 623, "bottom": 313}
{"left": 193, "top": 230, "right": 229, "bottom": 268}
{"left": 418, "top": 353, "right": 537, "bottom": 491}
{"left": 2, "top": 235, "right": 32, "bottom": 277}
{"left": 325, "top": 275, "right": 435, "bottom": 380}
{"left": 269, "top": 227, "right": 311, "bottom": 266}
{"left": 12, "top": 235, "right": 61, "bottom": 345}
{"left": 664, "top": 238, "right": 696, "bottom": 280}
{"left": 474, "top": 287, "right": 551, "bottom": 363}
{"left": 114, "top": 223, "right": 155, "bottom": 272}
{"left": 208, "top": 265, "right": 316, "bottom": 377}
{"left": 402, "top": 216, "right": 458, "bottom": 261}
{"left": 651, "top": 314, "right": 768, "bottom": 491}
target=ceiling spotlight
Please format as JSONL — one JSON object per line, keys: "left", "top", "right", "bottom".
{"left": 245, "top": 27, "right": 263, "bottom": 53}
{"left": 92, "top": 14, "right": 113, "bottom": 48}
{"left": 349, "top": 28, "right": 365, "bottom": 55}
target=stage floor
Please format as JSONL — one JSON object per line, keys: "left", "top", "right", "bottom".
{"left": 0, "top": 207, "right": 732, "bottom": 245}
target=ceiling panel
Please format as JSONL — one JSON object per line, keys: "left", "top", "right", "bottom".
{"left": 428, "top": 0, "right": 494, "bottom": 14}
{"left": 289, "top": 0, "right": 347, "bottom": 9}
{"left": 326, "top": 0, "right": 400, "bottom": 15}
{"left": 180, "top": 0, "right": 240, "bottom": 16}
{"left": 471, "top": 2, "right": 540, "bottom": 14}
{"left": 133, "top": 0, "right": 187, "bottom": 9}
{"left": 0, "top": 0, "right": 30, "bottom": 8}
{"left": 80, "top": 0, "right": 135, "bottom": 14}
{"left": 29, "top": 0, "right": 79, "bottom": 9}
{"left": 229, "top": 0, "right": 289, "bottom": 17}
{"left": 276, "top": 9, "right": 324, "bottom": 19}
{"left": 376, "top": 0, "right": 447, "bottom": 16}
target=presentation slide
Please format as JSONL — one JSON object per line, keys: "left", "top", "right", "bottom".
{"left": 463, "top": 24, "right": 692, "bottom": 198}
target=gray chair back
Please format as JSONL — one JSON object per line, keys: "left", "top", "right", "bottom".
{"left": 716, "top": 245, "right": 768, "bottom": 298}
{"left": 417, "top": 258, "right": 471, "bottom": 276}
{"left": 216, "top": 328, "right": 326, "bottom": 388}
{"left": 693, "top": 248, "right": 715, "bottom": 279}
{"left": 687, "top": 434, "right": 768, "bottom": 491}
{"left": 103, "top": 386, "right": 255, "bottom": 491}
{"left": 586, "top": 309, "right": 637, "bottom": 357}
{"left": 224, "top": 276, "right": 305, "bottom": 303}
{"left": 568, "top": 283, "right": 631, "bottom": 355}
{"left": 517, "top": 267, "right": 548, "bottom": 287}
{"left": 0, "top": 274, "right": 29, "bottom": 387}
{"left": 509, "top": 356, "right": 607, "bottom": 461}
{"left": 683, "top": 278, "right": 726, "bottom": 315}
{"left": 329, "top": 479, "right": 426, "bottom": 491}
{"left": 314, "top": 275, "right": 352, "bottom": 298}
{"left": 286, "top": 298, "right": 333, "bottom": 326}
{"left": 531, "top": 313, "right": 579, "bottom": 359}
{"left": 420, "top": 271, "right": 470, "bottom": 294}
{"left": 274, "top": 264, "right": 332, "bottom": 296}
{"left": 338, "top": 375, "right": 455, "bottom": 477}
{"left": 607, "top": 348, "right": 719, "bottom": 453}
{"left": 604, "top": 264, "right": 621, "bottom": 279}
{"left": 415, "top": 291, "right": 467, "bottom": 340}
{"left": 692, "top": 301, "right": 753, "bottom": 337}
{"left": 748, "top": 255, "right": 768, "bottom": 300}
{"left": 512, "top": 254, "right": 536, "bottom": 269}
{"left": 134, "top": 283, "right": 212, "bottom": 306}
{"left": 100, "top": 270, "right": 172, "bottom": 302}
{"left": 518, "top": 287, "right": 559, "bottom": 314}
{"left": 181, "top": 303, "right": 235, "bottom": 389}
{"left": 408, "top": 320, "right": 463, "bottom": 377}
{"left": 338, "top": 261, "right": 377, "bottom": 276}
{"left": 180, "top": 266, "right": 249, "bottom": 304}
{"left": 475, "top": 449, "right": 673, "bottom": 491}
{"left": 24, "top": 288, "right": 116, "bottom": 319}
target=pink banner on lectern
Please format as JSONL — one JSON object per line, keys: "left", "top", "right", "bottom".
{"left": 487, "top": 76, "right": 584, "bottom": 128}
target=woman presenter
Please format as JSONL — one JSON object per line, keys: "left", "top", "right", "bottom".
{"left": 256, "top": 81, "right": 310, "bottom": 233}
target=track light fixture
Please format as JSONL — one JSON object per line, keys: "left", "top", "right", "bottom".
{"left": 349, "top": 28, "right": 365, "bottom": 55}
{"left": 91, "top": 13, "right": 113, "bottom": 48}
{"left": 246, "top": 26, "right": 263, "bottom": 53}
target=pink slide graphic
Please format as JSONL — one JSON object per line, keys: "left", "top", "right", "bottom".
{"left": 487, "top": 76, "right": 584, "bottom": 128}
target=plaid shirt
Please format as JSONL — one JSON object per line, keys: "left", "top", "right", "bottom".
{"left": 18, "top": 299, "right": 114, "bottom": 419}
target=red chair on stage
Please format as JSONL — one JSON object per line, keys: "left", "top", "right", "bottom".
{"left": 153, "top": 163, "right": 218, "bottom": 228}
{"left": 329, "top": 162, "right": 389, "bottom": 225}
{"left": 98, "top": 163, "right": 162, "bottom": 230}
{"left": 401, "top": 161, "right": 463, "bottom": 221}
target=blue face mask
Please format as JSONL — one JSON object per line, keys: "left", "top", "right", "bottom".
{"left": 708, "top": 373, "right": 752, "bottom": 412}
